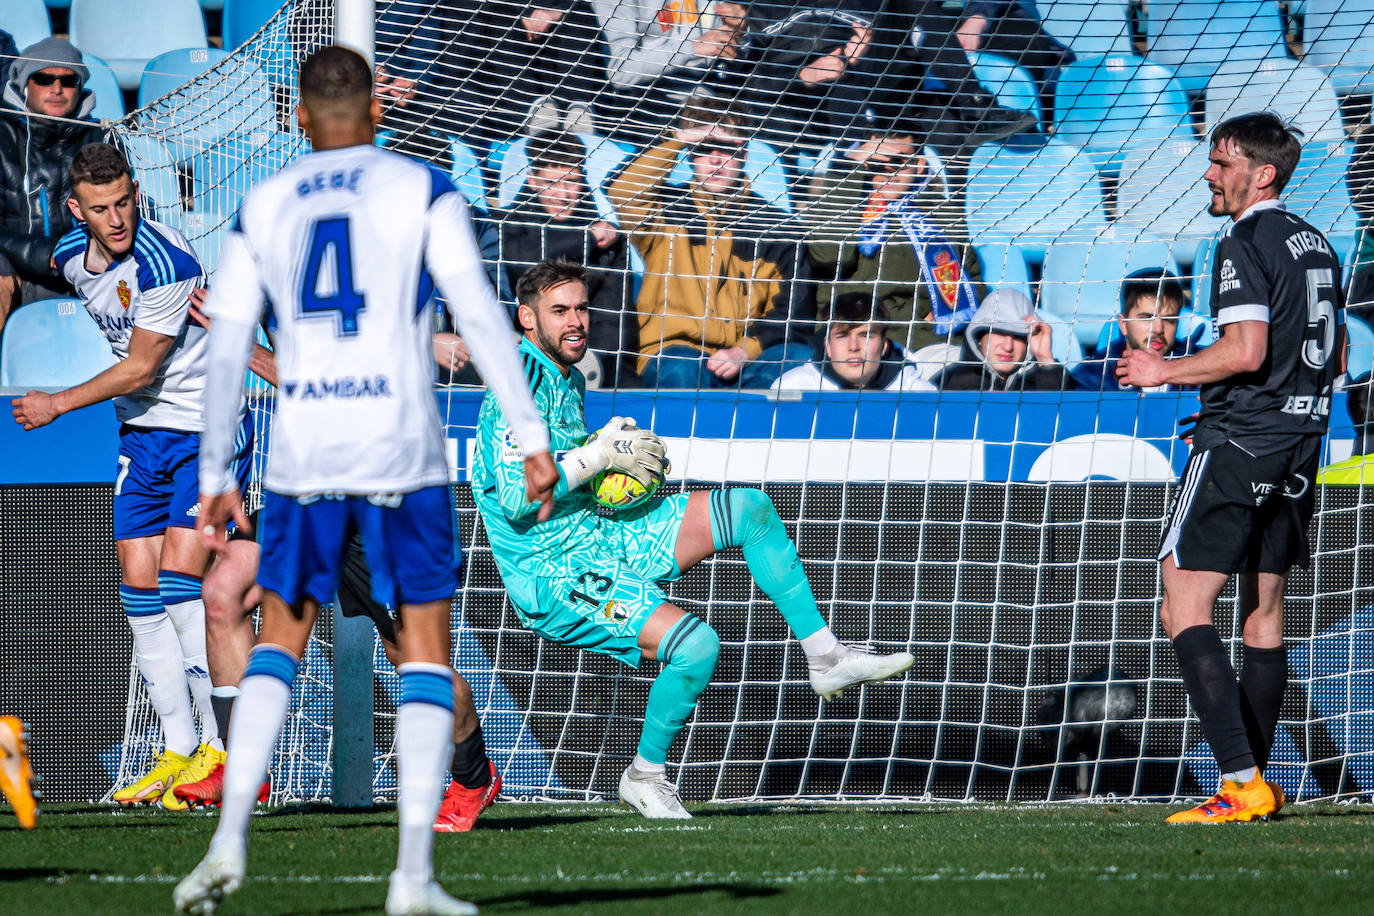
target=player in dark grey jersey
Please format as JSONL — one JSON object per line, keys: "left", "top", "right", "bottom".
{"left": 1118, "top": 112, "right": 1345, "bottom": 824}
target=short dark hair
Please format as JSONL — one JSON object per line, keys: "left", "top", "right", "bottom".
{"left": 527, "top": 130, "right": 586, "bottom": 175}
{"left": 516, "top": 258, "right": 587, "bottom": 307}
{"left": 680, "top": 93, "right": 746, "bottom": 132}
{"left": 1120, "top": 268, "right": 1184, "bottom": 316}
{"left": 69, "top": 142, "right": 131, "bottom": 189}
{"left": 299, "top": 45, "right": 372, "bottom": 109}
{"left": 1210, "top": 112, "right": 1303, "bottom": 193}
{"left": 829, "top": 291, "right": 891, "bottom": 331}
{"left": 1348, "top": 373, "right": 1372, "bottom": 429}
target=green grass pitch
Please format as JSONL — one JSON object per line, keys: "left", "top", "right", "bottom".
{"left": 3, "top": 802, "right": 1372, "bottom": 914}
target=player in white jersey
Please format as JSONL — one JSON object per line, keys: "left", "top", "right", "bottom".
{"left": 11, "top": 143, "right": 251, "bottom": 810}
{"left": 174, "top": 47, "right": 557, "bottom": 916}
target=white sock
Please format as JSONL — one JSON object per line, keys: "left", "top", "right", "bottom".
{"left": 800, "top": 627, "right": 840, "bottom": 665}
{"left": 212, "top": 647, "right": 296, "bottom": 851}
{"left": 396, "top": 664, "right": 454, "bottom": 884}
{"left": 1222, "top": 767, "right": 1258, "bottom": 784}
{"left": 630, "top": 755, "right": 665, "bottom": 778}
{"left": 164, "top": 593, "right": 215, "bottom": 748}
{"left": 123, "top": 588, "right": 199, "bottom": 757}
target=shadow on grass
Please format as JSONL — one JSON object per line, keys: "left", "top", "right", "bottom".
{"left": 0, "top": 868, "right": 71, "bottom": 882}
{"left": 479, "top": 883, "right": 779, "bottom": 909}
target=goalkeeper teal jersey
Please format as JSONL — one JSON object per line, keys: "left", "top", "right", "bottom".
{"left": 473, "top": 337, "right": 601, "bottom": 600}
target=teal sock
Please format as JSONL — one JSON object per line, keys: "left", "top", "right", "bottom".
{"left": 636, "top": 615, "right": 720, "bottom": 766}
{"left": 709, "top": 488, "right": 826, "bottom": 640}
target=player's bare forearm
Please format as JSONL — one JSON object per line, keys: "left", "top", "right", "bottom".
{"left": 10, "top": 338, "right": 167, "bottom": 429}
{"left": 1118, "top": 320, "right": 1267, "bottom": 388}
{"left": 249, "top": 344, "right": 278, "bottom": 386}
{"left": 524, "top": 451, "right": 559, "bottom": 522}
{"left": 197, "top": 488, "right": 249, "bottom": 556}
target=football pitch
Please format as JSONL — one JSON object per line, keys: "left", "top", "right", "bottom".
{"left": 3, "top": 802, "right": 1372, "bottom": 915}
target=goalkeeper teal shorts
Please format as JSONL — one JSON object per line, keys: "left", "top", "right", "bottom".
{"left": 512, "top": 493, "right": 691, "bottom": 668}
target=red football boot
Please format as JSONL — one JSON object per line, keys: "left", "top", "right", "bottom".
{"left": 433, "top": 760, "right": 501, "bottom": 833}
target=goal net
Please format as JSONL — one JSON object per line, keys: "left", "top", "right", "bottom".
{"left": 100, "top": 0, "right": 1372, "bottom": 804}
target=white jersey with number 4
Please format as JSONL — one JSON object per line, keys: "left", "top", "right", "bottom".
{"left": 201, "top": 143, "right": 548, "bottom": 495}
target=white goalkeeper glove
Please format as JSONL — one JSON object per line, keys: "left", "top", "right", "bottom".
{"left": 559, "top": 419, "right": 667, "bottom": 490}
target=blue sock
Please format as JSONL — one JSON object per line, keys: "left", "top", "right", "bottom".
{"left": 637, "top": 615, "right": 720, "bottom": 766}
{"left": 709, "top": 488, "right": 826, "bottom": 640}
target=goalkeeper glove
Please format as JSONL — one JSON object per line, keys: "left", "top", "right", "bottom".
{"left": 559, "top": 418, "right": 667, "bottom": 489}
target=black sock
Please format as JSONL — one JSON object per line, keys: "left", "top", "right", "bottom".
{"left": 450, "top": 728, "right": 491, "bottom": 789}
{"left": 1239, "top": 644, "right": 1289, "bottom": 771}
{"left": 1173, "top": 625, "right": 1255, "bottom": 776}
{"left": 211, "top": 692, "right": 236, "bottom": 747}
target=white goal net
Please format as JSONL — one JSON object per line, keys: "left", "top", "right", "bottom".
{"left": 104, "top": 0, "right": 1372, "bottom": 804}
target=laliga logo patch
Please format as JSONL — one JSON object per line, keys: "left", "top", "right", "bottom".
{"left": 501, "top": 428, "right": 522, "bottom": 462}
{"left": 117, "top": 279, "right": 132, "bottom": 310}
{"left": 1219, "top": 259, "right": 1241, "bottom": 294}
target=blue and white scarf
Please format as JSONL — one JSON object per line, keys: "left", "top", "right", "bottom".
{"left": 857, "top": 191, "right": 979, "bottom": 335}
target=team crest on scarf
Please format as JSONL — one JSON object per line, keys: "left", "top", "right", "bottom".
{"left": 932, "top": 250, "right": 961, "bottom": 308}
{"left": 117, "top": 280, "right": 131, "bottom": 310}
{"left": 657, "top": 0, "right": 698, "bottom": 32}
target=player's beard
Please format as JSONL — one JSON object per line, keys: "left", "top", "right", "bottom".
{"left": 533, "top": 320, "right": 587, "bottom": 369}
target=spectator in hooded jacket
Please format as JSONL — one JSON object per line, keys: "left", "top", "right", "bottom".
{"left": 497, "top": 130, "right": 638, "bottom": 386}
{"left": 773, "top": 292, "right": 934, "bottom": 391}
{"left": 1071, "top": 268, "right": 1194, "bottom": 393}
{"left": 933, "top": 288, "right": 1074, "bottom": 390}
{"left": 0, "top": 38, "right": 104, "bottom": 339}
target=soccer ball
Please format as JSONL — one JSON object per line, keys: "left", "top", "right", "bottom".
{"left": 592, "top": 466, "right": 664, "bottom": 511}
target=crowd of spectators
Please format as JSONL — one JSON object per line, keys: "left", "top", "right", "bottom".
{"left": 2, "top": 3, "right": 1370, "bottom": 394}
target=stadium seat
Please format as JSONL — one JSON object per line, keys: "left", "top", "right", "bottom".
{"left": 69, "top": 0, "right": 208, "bottom": 90}
{"left": 1301, "top": 0, "right": 1374, "bottom": 95}
{"left": 1, "top": 0, "right": 52, "bottom": 51}
{"left": 492, "top": 132, "right": 631, "bottom": 222}
{"left": 1203, "top": 58, "right": 1345, "bottom": 146}
{"left": 1031, "top": 306, "right": 1086, "bottom": 370}
{"left": 1115, "top": 139, "right": 1220, "bottom": 266}
{"left": 83, "top": 53, "right": 127, "bottom": 123}
{"left": 170, "top": 207, "right": 228, "bottom": 274}
{"left": 665, "top": 139, "right": 795, "bottom": 212}
{"left": 1039, "top": 0, "right": 1135, "bottom": 57}
{"left": 1051, "top": 55, "right": 1194, "bottom": 177}
{"left": 967, "top": 52, "right": 1041, "bottom": 126}
{"left": 0, "top": 298, "right": 116, "bottom": 388}
{"left": 223, "top": 0, "right": 284, "bottom": 50}
{"left": 119, "top": 132, "right": 185, "bottom": 222}
{"left": 139, "top": 49, "right": 276, "bottom": 164}
{"left": 43, "top": 1, "right": 72, "bottom": 10}
{"left": 1039, "top": 236, "right": 1180, "bottom": 349}
{"left": 1146, "top": 0, "right": 1288, "bottom": 94}
{"left": 1190, "top": 236, "right": 1217, "bottom": 318}
{"left": 444, "top": 137, "right": 489, "bottom": 210}
{"left": 189, "top": 127, "right": 306, "bottom": 216}
{"left": 973, "top": 241, "right": 1034, "bottom": 302}
{"left": 1284, "top": 140, "right": 1358, "bottom": 240}
{"left": 964, "top": 138, "right": 1108, "bottom": 264}
{"left": 1347, "top": 314, "right": 1374, "bottom": 381}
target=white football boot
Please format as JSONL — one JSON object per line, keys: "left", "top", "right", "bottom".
{"left": 385, "top": 871, "right": 478, "bottom": 916}
{"left": 173, "top": 840, "right": 246, "bottom": 915}
{"left": 808, "top": 644, "right": 915, "bottom": 701}
{"left": 618, "top": 766, "right": 691, "bottom": 819}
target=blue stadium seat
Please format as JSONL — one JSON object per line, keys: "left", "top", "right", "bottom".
{"left": 964, "top": 138, "right": 1108, "bottom": 263}
{"left": 82, "top": 53, "right": 126, "bottom": 122}
{"left": 189, "top": 128, "right": 305, "bottom": 219}
{"left": 447, "top": 137, "right": 489, "bottom": 210}
{"left": 223, "top": 0, "right": 283, "bottom": 50}
{"left": 492, "top": 132, "right": 630, "bottom": 222}
{"left": 43, "top": 2, "right": 72, "bottom": 10}
{"left": 665, "top": 139, "right": 794, "bottom": 212}
{"left": 1039, "top": 0, "right": 1135, "bottom": 57}
{"left": 0, "top": 298, "right": 116, "bottom": 388}
{"left": 1203, "top": 58, "right": 1345, "bottom": 145}
{"left": 1347, "top": 314, "right": 1374, "bottom": 382}
{"left": 1146, "top": 0, "right": 1288, "bottom": 94}
{"left": 1039, "top": 236, "right": 1180, "bottom": 349}
{"left": 139, "top": 49, "right": 276, "bottom": 163}
{"left": 973, "top": 241, "right": 1034, "bottom": 302}
{"left": 170, "top": 208, "right": 228, "bottom": 274}
{"left": 967, "top": 52, "right": 1041, "bottom": 126}
{"left": 1051, "top": 55, "right": 1193, "bottom": 176}
{"left": 69, "top": 0, "right": 208, "bottom": 90}
{"left": 1302, "top": 0, "right": 1374, "bottom": 95}
{"left": 1115, "top": 139, "right": 1219, "bottom": 266}
{"left": 1, "top": 0, "right": 52, "bottom": 51}
{"left": 1191, "top": 236, "right": 1217, "bottom": 318}
{"left": 119, "top": 132, "right": 185, "bottom": 222}
{"left": 1284, "top": 140, "right": 1358, "bottom": 241}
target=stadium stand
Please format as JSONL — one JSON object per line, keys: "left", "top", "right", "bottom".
{"left": 1145, "top": 0, "right": 1289, "bottom": 94}
{"left": 1114, "top": 139, "right": 1219, "bottom": 265}
{"left": 1301, "top": 0, "right": 1374, "bottom": 95}
{"left": 492, "top": 132, "right": 630, "bottom": 220}
{"left": 0, "top": 297, "right": 116, "bottom": 387}
{"left": 69, "top": 0, "right": 209, "bottom": 90}
{"left": 1038, "top": 0, "right": 1135, "bottom": 56}
{"left": 1203, "top": 58, "right": 1346, "bottom": 146}
{"left": 1051, "top": 55, "right": 1194, "bottom": 177}
{"left": 1285, "top": 139, "right": 1359, "bottom": 242}
{"left": 138, "top": 48, "right": 230, "bottom": 109}
{"left": 0, "top": 1, "right": 52, "bottom": 52}
{"left": 1039, "top": 236, "right": 1181, "bottom": 348}
{"left": 967, "top": 51, "right": 1042, "bottom": 128}
{"left": 974, "top": 241, "right": 1035, "bottom": 301}
{"left": 84, "top": 54, "right": 128, "bottom": 122}
{"left": 447, "top": 135, "right": 488, "bottom": 210}
{"left": 223, "top": 0, "right": 284, "bottom": 50}
{"left": 1348, "top": 313, "right": 1374, "bottom": 381}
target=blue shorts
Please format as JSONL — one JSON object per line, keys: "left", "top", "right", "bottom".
{"left": 256, "top": 486, "right": 460, "bottom": 610}
{"left": 113, "top": 417, "right": 253, "bottom": 541}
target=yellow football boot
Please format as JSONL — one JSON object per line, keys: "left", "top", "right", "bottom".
{"left": 162, "top": 744, "right": 224, "bottom": 811}
{"left": 112, "top": 749, "right": 190, "bottom": 806}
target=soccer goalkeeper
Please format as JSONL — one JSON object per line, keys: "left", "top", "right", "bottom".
{"left": 474, "top": 258, "right": 915, "bottom": 819}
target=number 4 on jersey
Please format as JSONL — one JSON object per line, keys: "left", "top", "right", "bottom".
{"left": 299, "top": 216, "right": 366, "bottom": 336}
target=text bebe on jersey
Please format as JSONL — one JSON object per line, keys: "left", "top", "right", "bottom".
{"left": 296, "top": 166, "right": 366, "bottom": 198}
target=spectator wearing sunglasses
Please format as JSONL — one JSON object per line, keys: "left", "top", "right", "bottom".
{"left": 608, "top": 94, "right": 816, "bottom": 389}
{"left": 799, "top": 124, "right": 982, "bottom": 373}
{"left": 0, "top": 38, "right": 103, "bottom": 340}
